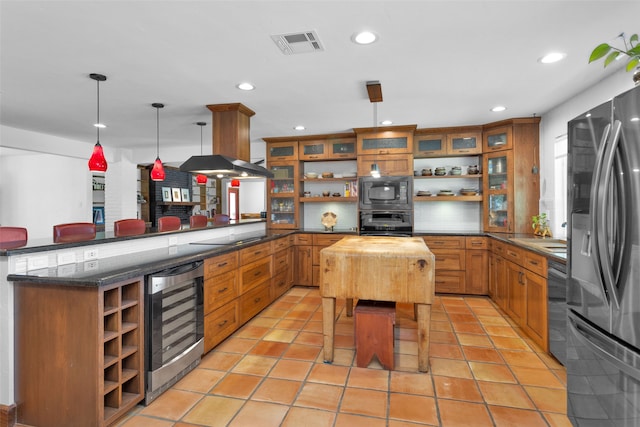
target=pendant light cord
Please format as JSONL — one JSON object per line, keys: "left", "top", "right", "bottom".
{"left": 96, "top": 78, "right": 101, "bottom": 143}
{"left": 156, "top": 106, "right": 159, "bottom": 157}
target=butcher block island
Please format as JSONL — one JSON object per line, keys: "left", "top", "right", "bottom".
{"left": 319, "top": 236, "right": 435, "bottom": 371}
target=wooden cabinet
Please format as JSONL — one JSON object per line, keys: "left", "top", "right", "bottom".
{"left": 272, "top": 236, "right": 294, "bottom": 300}
{"left": 414, "top": 127, "right": 482, "bottom": 158}
{"left": 312, "top": 234, "right": 348, "bottom": 286}
{"left": 465, "top": 237, "right": 488, "bottom": 295}
{"left": 294, "top": 233, "right": 313, "bottom": 286}
{"left": 354, "top": 125, "right": 416, "bottom": 155}
{"left": 204, "top": 252, "right": 240, "bottom": 352}
{"left": 482, "top": 118, "right": 541, "bottom": 233}
{"left": 266, "top": 140, "right": 298, "bottom": 161}
{"left": 327, "top": 137, "right": 357, "bottom": 159}
{"left": 357, "top": 153, "right": 414, "bottom": 176}
{"left": 267, "top": 162, "right": 300, "bottom": 229}
{"left": 15, "top": 278, "right": 145, "bottom": 427}
{"left": 299, "top": 139, "right": 328, "bottom": 161}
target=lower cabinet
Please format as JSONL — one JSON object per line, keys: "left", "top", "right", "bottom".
{"left": 14, "top": 277, "right": 145, "bottom": 427}
{"left": 294, "top": 234, "right": 313, "bottom": 286}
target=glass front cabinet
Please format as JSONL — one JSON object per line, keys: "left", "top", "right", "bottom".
{"left": 267, "top": 162, "right": 300, "bottom": 229}
{"left": 483, "top": 151, "right": 514, "bottom": 232}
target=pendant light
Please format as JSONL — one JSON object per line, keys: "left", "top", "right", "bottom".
{"left": 88, "top": 73, "right": 108, "bottom": 172}
{"left": 150, "top": 103, "right": 166, "bottom": 181}
{"left": 195, "top": 122, "right": 208, "bottom": 184}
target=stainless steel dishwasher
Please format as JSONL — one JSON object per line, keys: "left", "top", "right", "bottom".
{"left": 145, "top": 260, "right": 204, "bottom": 404}
{"left": 547, "top": 259, "right": 567, "bottom": 365}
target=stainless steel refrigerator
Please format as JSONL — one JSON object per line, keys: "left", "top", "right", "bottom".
{"left": 567, "top": 84, "right": 640, "bottom": 426}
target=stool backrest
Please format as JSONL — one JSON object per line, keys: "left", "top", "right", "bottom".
{"left": 114, "top": 219, "right": 146, "bottom": 237}
{"left": 0, "top": 226, "right": 28, "bottom": 249}
{"left": 213, "top": 214, "right": 230, "bottom": 224}
{"left": 158, "top": 216, "right": 181, "bottom": 232}
{"left": 189, "top": 215, "right": 208, "bottom": 229}
{"left": 53, "top": 222, "right": 96, "bottom": 243}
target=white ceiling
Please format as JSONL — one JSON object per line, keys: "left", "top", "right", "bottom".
{"left": 1, "top": 1, "right": 639, "bottom": 165}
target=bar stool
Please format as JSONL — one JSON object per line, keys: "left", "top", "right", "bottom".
{"left": 157, "top": 216, "right": 181, "bottom": 232}
{"left": 354, "top": 300, "right": 396, "bottom": 370}
{"left": 189, "top": 215, "right": 208, "bottom": 229}
{"left": 114, "top": 219, "right": 146, "bottom": 237}
{"left": 0, "top": 226, "right": 28, "bottom": 249}
{"left": 53, "top": 222, "right": 96, "bottom": 243}
{"left": 213, "top": 214, "right": 230, "bottom": 224}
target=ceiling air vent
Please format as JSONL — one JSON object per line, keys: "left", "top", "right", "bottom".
{"left": 271, "top": 30, "right": 324, "bottom": 55}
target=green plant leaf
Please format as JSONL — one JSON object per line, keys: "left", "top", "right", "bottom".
{"left": 626, "top": 57, "right": 639, "bottom": 72}
{"left": 628, "top": 45, "right": 640, "bottom": 56}
{"left": 630, "top": 34, "right": 639, "bottom": 46}
{"left": 589, "top": 43, "right": 612, "bottom": 62}
{"left": 604, "top": 51, "right": 620, "bottom": 67}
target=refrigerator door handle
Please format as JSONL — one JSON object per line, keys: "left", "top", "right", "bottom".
{"left": 569, "top": 311, "right": 640, "bottom": 382}
{"left": 595, "top": 120, "right": 623, "bottom": 310}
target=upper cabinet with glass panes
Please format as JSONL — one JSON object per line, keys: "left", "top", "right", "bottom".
{"left": 414, "top": 127, "right": 482, "bottom": 158}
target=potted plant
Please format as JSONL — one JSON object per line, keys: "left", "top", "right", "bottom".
{"left": 589, "top": 32, "right": 640, "bottom": 84}
{"left": 532, "top": 213, "right": 552, "bottom": 238}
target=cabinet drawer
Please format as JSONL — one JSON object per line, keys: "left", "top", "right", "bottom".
{"left": 204, "top": 300, "right": 239, "bottom": 353}
{"left": 271, "top": 270, "right": 290, "bottom": 300}
{"left": 204, "top": 270, "right": 238, "bottom": 314}
{"left": 295, "top": 233, "right": 313, "bottom": 245}
{"left": 503, "top": 244, "right": 523, "bottom": 264}
{"left": 240, "top": 257, "right": 272, "bottom": 293}
{"left": 240, "top": 241, "right": 272, "bottom": 265}
{"left": 272, "top": 236, "right": 292, "bottom": 252}
{"left": 492, "top": 240, "right": 506, "bottom": 256}
{"left": 465, "top": 236, "right": 488, "bottom": 250}
{"left": 273, "top": 248, "right": 290, "bottom": 274}
{"left": 523, "top": 250, "right": 547, "bottom": 276}
{"left": 205, "top": 251, "right": 238, "bottom": 277}
{"left": 423, "top": 236, "right": 465, "bottom": 249}
{"left": 434, "top": 271, "right": 466, "bottom": 294}
{"left": 313, "top": 234, "right": 347, "bottom": 246}
{"left": 312, "top": 246, "right": 322, "bottom": 266}
{"left": 240, "top": 282, "right": 271, "bottom": 323}
{"left": 432, "top": 249, "right": 465, "bottom": 270}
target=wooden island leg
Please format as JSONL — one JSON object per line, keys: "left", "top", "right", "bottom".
{"left": 322, "top": 297, "right": 336, "bottom": 363}
{"left": 415, "top": 303, "right": 432, "bottom": 372}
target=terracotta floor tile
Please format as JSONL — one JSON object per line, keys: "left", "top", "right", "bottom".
{"left": 484, "top": 325, "right": 521, "bottom": 337}
{"left": 281, "top": 407, "right": 336, "bottom": 427}
{"left": 347, "top": 366, "right": 390, "bottom": 391}
{"left": 462, "top": 346, "right": 504, "bottom": 363}
{"left": 388, "top": 393, "right": 438, "bottom": 425}
{"left": 231, "top": 354, "right": 277, "bottom": 376}
{"left": 276, "top": 318, "right": 307, "bottom": 330}
{"left": 209, "top": 373, "right": 262, "bottom": 399}
{"left": 307, "top": 363, "right": 350, "bottom": 386}
{"left": 139, "top": 389, "right": 203, "bottom": 420}
{"left": 294, "top": 382, "right": 344, "bottom": 411}
{"left": 335, "top": 333, "right": 355, "bottom": 349}
{"left": 538, "top": 351, "right": 565, "bottom": 370}
{"left": 511, "top": 365, "right": 565, "bottom": 388}
{"left": 262, "top": 328, "right": 298, "bottom": 343}
{"left": 499, "top": 349, "right": 547, "bottom": 369}
{"left": 430, "top": 320, "right": 453, "bottom": 332}
{"left": 182, "top": 395, "right": 245, "bottom": 427}
{"left": 282, "top": 343, "right": 322, "bottom": 361}
{"left": 285, "top": 309, "right": 314, "bottom": 321}
{"left": 215, "top": 337, "right": 257, "bottom": 354}
{"left": 468, "top": 361, "right": 517, "bottom": 383}
{"left": 542, "top": 412, "right": 574, "bottom": 427}
{"left": 448, "top": 313, "right": 478, "bottom": 323}
{"left": 476, "top": 314, "right": 511, "bottom": 326}
{"left": 269, "top": 358, "right": 312, "bottom": 381}
{"left": 489, "top": 405, "right": 549, "bottom": 427}
{"left": 389, "top": 371, "right": 434, "bottom": 396}
{"left": 329, "top": 348, "right": 356, "bottom": 366}
{"left": 117, "top": 415, "right": 175, "bottom": 427}
{"left": 429, "top": 358, "right": 473, "bottom": 379}
{"left": 252, "top": 378, "right": 302, "bottom": 405}
{"left": 524, "top": 386, "right": 567, "bottom": 413}
{"left": 234, "top": 324, "right": 269, "bottom": 339}
{"left": 491, "top": 336, "right": 531, "bottom": 350}
{"left": 431, "top": 311, "right": 450, "bottom": 322}
{"left": 227, "top": 400, "right": 289, "bottom": 427}
{"left": 396, "top": 327, "right": 419, "bottom": 341}
{"left": 334, "top": 413, "right": 388, "bottom": 427}
{"left": 452, "top": 322, "right": 486, "bottom": 335}
{"left": 433, "top": 375, "right": 483, "bottom": 402}
{"left": 430, "top": 330, "right": 458, "bottom": 344}
{"left": 303, "top": 320, "right": 324, "bottom": 333}
{"left": 247, "top": 316, "right": 280, "bottom": 328}
{"left": 552, "top": 368, "right": 567, "bottom": 386}
{"left": 247, "top": 340, "right": 289, "bottom": 357}
{"left": 477, "top": 381, "right": 535, "bottom": 409}
{"left": 396, "top": 338, "right": 418, "bottom": 355}
{"left": 295, "top": 331, "right": 325, "bottom": 346}
{"left": 340, "top": 387, "right": 388, "bottom": 418}
{"left": 394, "top": 353, "right": 419, "bottom": 372}
{"left": 199, "top": 351, "right": 242, "bottom": 371}
{"left": 437, "top": 399, "right": 493, "bottom": 426}
{"left": 455, "top": 333, "right": 493, "bottom": 347}
{"left": 429, "top": 342, "right": 464, "bottom": 359}
{"left": 173, "top": 367, "right": 225, "bottom": 393}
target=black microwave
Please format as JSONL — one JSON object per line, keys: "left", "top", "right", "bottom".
{"left": 359, "top": 176, "right": 413, "bottom": 210}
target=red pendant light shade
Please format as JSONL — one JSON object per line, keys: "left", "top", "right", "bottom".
{"left": 150, "top": 103, "right": 165, "bottom": 181}
{"left": 231, "top": 179, "right": 240, "bottom": 187}
{"left": 88, "top": 73, "right": 108, "bottom": 172}
{"left": 195, "top": 122, "right": 208, "bottom": 184}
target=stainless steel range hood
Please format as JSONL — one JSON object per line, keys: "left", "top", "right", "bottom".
{"left": 180, "top": 154, "right": 273, "bottom": 178}
{"left": 180, "top": 103, "right": 273, "bottom": 178}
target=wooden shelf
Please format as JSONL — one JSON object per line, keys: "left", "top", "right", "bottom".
{"left": 302, "top": 177, "right": 357, "bottom": 182}
{"left": 414, "top": 195, "right": 482, "bottom": 202}
{"left": 301, "top": 197, "right": 357, "bottom": 203}
{"left": 269, "top": 192, "right": 295, "bottom": 197}
{"left": 414, "top": 174, "right": 482, "bottom": 179}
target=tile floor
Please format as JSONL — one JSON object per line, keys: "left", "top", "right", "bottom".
{"left": 117, "top": 287, "right": 571, "bottom": 427}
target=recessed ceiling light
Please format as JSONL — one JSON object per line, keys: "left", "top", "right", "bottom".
{"left": 294, "top": 125, "right": 305, "bottom": 131}
{"left": 236, "top": 82, "right": 255, "bottom": 91}
{"left": 380, "top": 120, "right": 393, "bottom": 125}
{"left": 93, "top": 123, "right": 106, "bottom": 128}
{"left": 352, "top": 31, "right": 377, "bottom": 45}
{"left": 539, "top": 52, "right": 566, "bottom": 64}
{"left": 631, "top": 117, "right": 639, "bottom": 122}
{"left": 491, "top": 106, "right": 507, "bottom": 112}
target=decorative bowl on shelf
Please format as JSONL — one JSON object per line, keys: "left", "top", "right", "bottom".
{"left": 332, "top": 193, "right": 341, "bottom": 197}
{"left": 304, "top": 172, "right": 318, "bottom": 179}
{"left": 322, "top": 191, "right": 331, "bottom": 197}
{"left": 321, "top": 172, "right": 334, "bottom": 178}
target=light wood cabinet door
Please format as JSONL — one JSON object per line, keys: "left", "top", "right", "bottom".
{"left": 414, "top": 133, "right": 446, "bottom": 157}
{"left": 355, "top": 127, "right": 415, "bottom": 155}
{"left": 267, "top": 140, "right": 298, "bottom": 161}
{"left": 494, "top": 255, "right": 507, "bottom": 311}
{"left": 295, "top": 245, "right": 313, "bottom": 286}
{"left": 327, "top": 137, "right": 357, "bottom": 159}
{"left": 483, "top": 125, "right": 513, "bottom": 152}
{"left": 447, "top": 131, "right": 482, "bottom": 155}
{"left": 506, "top": 261, "right": 526, "bottom": 324}
{"left": 357, "top": 153, "right": 414, "bottom": 176}
{"left": 525, "top": 270, "right": 548, "bottom": 349}
{"left": 299, "top": 140, "right": 327, "bottom": 161}
{"left": 465, "top": 249, "right": 488, "bottom": 295}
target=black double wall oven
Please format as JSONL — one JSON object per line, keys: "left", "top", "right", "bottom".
{"left": 359, "top": 175, "right": 413, "bottom": 236}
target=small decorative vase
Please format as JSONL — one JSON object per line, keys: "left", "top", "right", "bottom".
{"left": 634, "top": 67, "right": 640, "bottom": 86}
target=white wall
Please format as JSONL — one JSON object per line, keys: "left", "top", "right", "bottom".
{"left": 239, "top": 179, "right": 266, "bottom": 214}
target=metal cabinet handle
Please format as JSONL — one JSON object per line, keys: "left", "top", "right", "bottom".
{"left": 218, "top": 320, "right": 228, "bottom": 327}
{"left": 218, "top": 287, "right": 228, "bottom": 293}
{"left": 217, "top": 261, "right": 228, "bottom": 267}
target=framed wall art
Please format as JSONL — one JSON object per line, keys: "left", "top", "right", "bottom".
{"left": 162, "top": 187, "right": 172, "bottom": 202}
{"left": 92, "top": 207, "right": 105, "bottom": 225}
{"left": 181, "top": 188, "right": 190, "bottom": 202}
{"left": 171, "top": 188, "right": 182, "bottom": 202}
